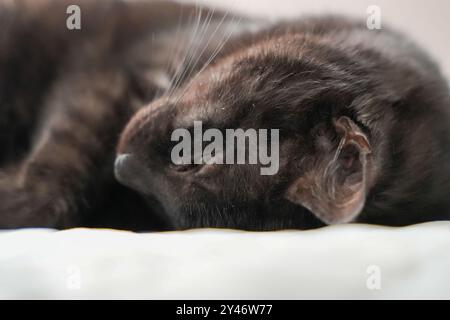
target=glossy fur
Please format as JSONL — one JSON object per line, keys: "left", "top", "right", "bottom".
{"left": 1, "top": 0, "right": 449, "bottom": 230}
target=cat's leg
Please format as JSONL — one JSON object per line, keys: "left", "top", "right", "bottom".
{"left": 0, "top": 69, "right": 132, "bottom": 228}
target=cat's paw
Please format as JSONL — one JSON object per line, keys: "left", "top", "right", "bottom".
{"left": 0, "top": 184, "right": 74, "bottom": 229}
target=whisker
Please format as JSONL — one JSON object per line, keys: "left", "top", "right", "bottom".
{"left": 168, "top": 5, "right": 204, "bottom": 98}
{"left": 154, "top": 8, "right": 185, "bottom": 99}
{"left": 177, "top": 7, "right": 218, "bottom": 90}
{"left": 164, "top": 5, "right": 199, "bottom": 98}
{"left": 173, "top": 14, "right": 242, "bottom": 106}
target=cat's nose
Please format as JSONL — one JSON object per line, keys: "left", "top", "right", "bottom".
{"left": 114, "top": 153, "right": 137, "bottom": 185}
{"left": 114, "top": 153, "right": 149, "bottom": 192}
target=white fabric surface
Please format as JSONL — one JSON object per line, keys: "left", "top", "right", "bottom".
{"left": 1, "top": 222, "right": 449, "bottom": 299}
{"left": 1, "top": 0, "right": 449, "bottom": 300}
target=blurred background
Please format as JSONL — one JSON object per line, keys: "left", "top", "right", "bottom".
{"left": 179, "top": 0, "right": 450, "bottom": 80}
{"left": 12, "top": 0, "right": 450, "bottom": 78}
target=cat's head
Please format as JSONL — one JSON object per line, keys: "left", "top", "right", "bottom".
{"left": 115, "top": 36, "right": 379, "bottom": 230}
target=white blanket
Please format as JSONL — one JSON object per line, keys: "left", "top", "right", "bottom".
{"left": 1, "top": 0, "right": 450, "bottom": 301}
{"left": 1, "top": 222, "right": 449, "bottom": 299}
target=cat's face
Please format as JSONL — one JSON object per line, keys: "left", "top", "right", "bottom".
{"left": 115, "top": 41, "right": 375, "bottom": 230}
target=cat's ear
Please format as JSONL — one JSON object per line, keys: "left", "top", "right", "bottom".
{"left": 285, "top": 116, "right": 372, "bottom": 224}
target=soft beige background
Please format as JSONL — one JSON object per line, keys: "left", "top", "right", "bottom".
{"left": 180, "top": 0, "right": 450, "bottom": 79}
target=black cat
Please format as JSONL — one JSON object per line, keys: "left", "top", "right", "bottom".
{"left": 1, "top": 0, "right": 449, "bottom": 230}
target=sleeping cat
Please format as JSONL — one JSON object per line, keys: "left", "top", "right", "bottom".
{"left": 0, "top": 0, "right": 449, "bottom": 230}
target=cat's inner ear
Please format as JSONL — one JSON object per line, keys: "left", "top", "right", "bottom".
{"left": 285, "top": 116, "right": 372, "bottom": 225}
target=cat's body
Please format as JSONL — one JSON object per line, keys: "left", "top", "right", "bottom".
{"left": 0, "top": 0, "right": 260, "bottom": 229}
{"left": 1, "top": 0, "right": 449, "bottom": 230}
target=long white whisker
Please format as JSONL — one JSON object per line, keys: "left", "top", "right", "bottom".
{"left": 174, "top": 14, "right": 242, "bottom": 106}
{"left": 168, "top": 5, "right": 204, "bottom": 98}
{"left": 163, "top": 11, "right": 190, "bottom": 97}
{"left": 155, "top": 9, "right": 184, "bottom": 99}
{"left": 166, "top": 5, "right": 201, "bottom": 98}
{"left": 178, "top": 7, "right": 219, "bottom": 89}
